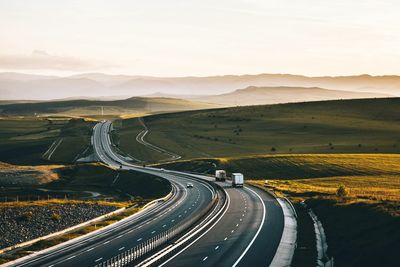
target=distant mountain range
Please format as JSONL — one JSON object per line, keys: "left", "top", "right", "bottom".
{"left": 0, "top": 72, "right": 399, "bottom": 100}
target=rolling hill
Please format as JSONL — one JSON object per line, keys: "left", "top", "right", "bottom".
{"left": 0, "top": 97, "right": 218, "bottom": 117}
{"left": 115, "top": 97, "right": 400, "bottom": 162}
{"left": 194, "top": 86, "right": 389, "bottom": 106}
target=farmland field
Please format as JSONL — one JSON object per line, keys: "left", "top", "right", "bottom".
{"left": 115, "top": 98, "right": 400, "bottom": 162}
{"left": 0, "top": 117, "right": 95, "bottom": 165}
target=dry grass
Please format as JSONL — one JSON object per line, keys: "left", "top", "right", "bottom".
{"left": 0, "top": 162, "right": 63, "bottom": 185}
{"left": 0, "top": 199, "right": 131, "bottom": 209}
{"left": 249, "top": 174, "right": 400, "bottom": 216}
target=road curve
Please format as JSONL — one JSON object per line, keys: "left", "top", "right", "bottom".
{"left": 8, "top": 120, "right": 284, "bottom": 267}
{"left": 7, "top": 122, "right": 215, "bottom": 267}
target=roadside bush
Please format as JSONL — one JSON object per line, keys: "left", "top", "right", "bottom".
{"left": 336, "top": 184, "right": 349, "bottom": 198}
{"left": 51, "top": 212, "right": 61, "bottom": 221}
{"left": 19, "top": 211, "right": 33, "bottom": 221}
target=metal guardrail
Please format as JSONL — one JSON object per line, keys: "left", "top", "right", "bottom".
{"left": 94, "top": 184, "right": 222, "bottom": 267}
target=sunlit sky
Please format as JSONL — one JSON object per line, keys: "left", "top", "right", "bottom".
{"left": 0, "top": 0, "right": 399, "bottom": 77}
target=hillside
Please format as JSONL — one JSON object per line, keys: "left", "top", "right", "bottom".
{"left": 194, "top": 86, "right": 388, "bottom": 106}
{"left": 1, "top": 72, "right": 400, "bottom": 100}
{"left": 115, "top": 97, "right": 400, "bottom": 162}
{"left": 0, "top": 97, "right": 218, "bottom": 117}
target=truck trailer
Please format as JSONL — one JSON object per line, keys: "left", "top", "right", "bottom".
{"left": 232, "top": 173, "right": 244, "bottom": 187}
{"left": 215, "top": 170, "right": 227, "bottom": 181}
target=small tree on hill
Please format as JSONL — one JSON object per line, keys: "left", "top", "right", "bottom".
{"left": 336, "top": 184, "right": 349, "bottom": 198}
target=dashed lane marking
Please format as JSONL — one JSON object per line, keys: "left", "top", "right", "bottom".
{"left": 203, "top": 256, "right": 208, "bottom": 261}
{"left": 95, "top": 257, "right": 103, "bottom": 262}
{"left": 119, "top": 247, "right": 125, "bottom": 251}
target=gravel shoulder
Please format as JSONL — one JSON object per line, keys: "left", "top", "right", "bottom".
{"left": 0, "top": 203, "right": 118, "bottom": 249}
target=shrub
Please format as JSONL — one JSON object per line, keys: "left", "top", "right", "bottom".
{"left": 51, "top": 213, "right": 61, "bottom": 221}
{"left": 19, "top": 211, "right": 33, "bottom": 221}
{"left": 336, "top": 184, "right": 349, "bottom": 198}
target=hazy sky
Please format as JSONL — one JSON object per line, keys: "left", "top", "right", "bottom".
{"left": 0, "top": 0, "right": 399, "bottom": 76}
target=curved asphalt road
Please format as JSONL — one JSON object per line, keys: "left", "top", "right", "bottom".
{"left": 9, "top": 122, "right": 214, "bottom": 267}
{"left": 10, "top": 120, "right": 285, "bottom": 267}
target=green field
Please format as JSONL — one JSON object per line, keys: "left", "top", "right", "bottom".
{"left": 112, "top": 119, "right": 170, "bottom": 162}
{"left": 116, "top": 98, "right": 400, "bottom": 162}
{"left": 0, "top": 117, "right": 95, "bottom": 165}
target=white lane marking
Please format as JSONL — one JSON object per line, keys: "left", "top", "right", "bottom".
{"left": 119, "top": 247, "right": 125, "bottom": 251}
{"left": 151, "top": 230, "right": 156, "bottom": 234}
{"left": 128, "top": 229, "right": 134, "bottom": 233}
{"left": 240, "top": 218, "right": 242, "bottom": 221}
{"left": 137, "top": 238, "right": 142, "bottom": 242}
{"left": 66, "top": 255, "right": 76, "bottom": 260}
{"left": 231, "top": 230, "right": 235, "bottom": 233}
{"left": 48, "top": 265, "right": 54, "bottom": 267}
{"left": 86, "top": 247, "right": 95, "bottom": 252}
{"left": 116, "top": 234, "right": 123, "bottom": 239}
{"left": 159, "top": 187, "right": 231, "bottom": 267}
{"left": 232, "top": 187, "right": 267, "bottom": 267}
{"left": 224, "top": 237, "right": 228, "bottom": 241}
{"left": 163, "top": 224, "right": 167, "bottom": 228}
{"left": 236, "top": 223, "right": 239, "bottom": 227}
{"left": 103, "top": 241, "right": 110, "bottom": 244}
{"left": 171, "top": 219, "right": 175, "bottom": 222}
{"left": 203, "top": 256, "right": 208, "bottom": 261}
{"left": 215, "top": 246, "right": 219, "bottom": 250}
{"left": 95, "top": 257, "right": 103, "bottom": 262}
{"left": 178, "top": 215, "right": 182, "bottom": 218}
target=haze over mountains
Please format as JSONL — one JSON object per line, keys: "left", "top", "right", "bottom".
{"left": 0, "top": 72, "right": 399, "bottom": 102}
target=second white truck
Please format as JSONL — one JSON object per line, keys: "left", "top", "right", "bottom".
{"left": 232, "top": 173, "right": 244, "bottom": 188}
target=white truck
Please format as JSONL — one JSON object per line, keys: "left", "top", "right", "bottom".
{"left": 232, "top": 173, "right": 244, "bottom": 188}
{"left": 215, "top": 170, "right": 227, "bottom": 181}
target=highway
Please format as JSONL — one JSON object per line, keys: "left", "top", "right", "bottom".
{"left": 8, "top": 120, "right": 284, "bottom": 267}
{"left": 8, "top": 123, "right": 216, "bottom": 267}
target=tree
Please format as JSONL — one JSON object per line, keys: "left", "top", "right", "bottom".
{"left": 336, "top": 184, "right": 349, "bottom": 198}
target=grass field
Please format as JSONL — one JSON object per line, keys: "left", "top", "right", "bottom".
{"left": 112, "top": 119, "right": 170, "bottom": 162}
{"left": 0, "top": 117, "right": 95, "bottom": 165}
{"left": 0, "top": 163, "right": 172, "bottom": 202}
{"left": 115, "top": 98, "right": 400, "bottom": 162}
